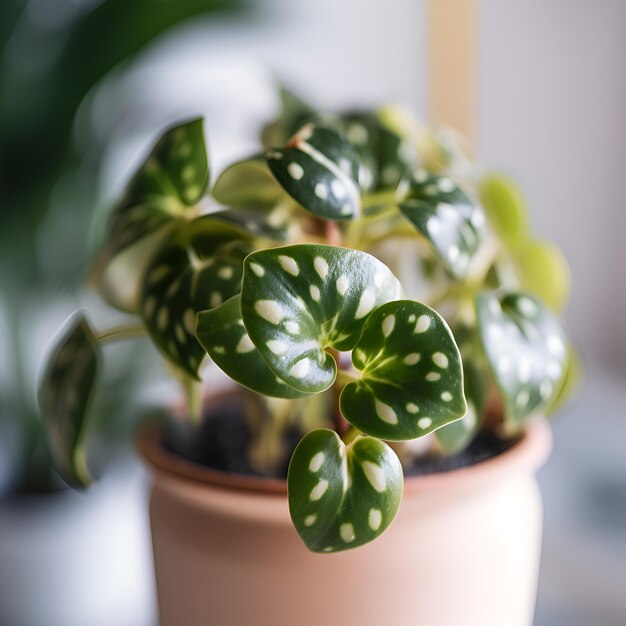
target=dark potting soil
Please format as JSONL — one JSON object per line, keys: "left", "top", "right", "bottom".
{"left": 162, "top": 395, "right": 517, "bottom": 480}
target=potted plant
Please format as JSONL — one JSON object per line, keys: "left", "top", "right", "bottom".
{"left": 39, "top": 90, "right": 575, "bottom": 626}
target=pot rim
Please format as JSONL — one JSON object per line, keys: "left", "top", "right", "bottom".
{"left": 137, "top": 415, "right": 552, "bottom": 498}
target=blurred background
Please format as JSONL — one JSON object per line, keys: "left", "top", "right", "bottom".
{"left": 0, "top": 0, "right": 624, "bottom": 624}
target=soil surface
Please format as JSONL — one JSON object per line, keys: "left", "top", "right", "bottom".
{"left": 163, "top": 395, "right": 517, "bottom": 480}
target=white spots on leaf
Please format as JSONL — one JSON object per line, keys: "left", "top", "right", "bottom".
{"left": 314, "top": 256, "right": 329, "bottom": 280}
{"left": 382, "top": 164, "right": 400, "bottom": 185}
{"left": 488, "top": 298, "right": 501, "bottom": 317}
{"left": 414, "top": 168, "right": 429, "bottom": 183}
{"left": 278, "top": 255, "right": 299, "bottom": 276}
{"left": 426, "top": 372, "right": 441, "bottom": 382}
{"left": 266, "top": 340, "right": 288, "bottom": 355}
{"left": 287, "top": 162, "right": 304, "bottom": 180}
{"left": 266, "top": 150, "right": 282, "bottom": 160}
{"left": 255, "top": 300, "right": 285, "bottom": 325}
{"left": 540, "top": 380, "right": 553, "bottom": 400}
{"left": 309, "top": 285, "right": 321, "bottom": 302}
{"left": 340, "top": 203, "right": 352, "bottom": 216}
{"left": 185, "top": 185, "right": 200, "bottom": 200}
{"left": 382, "top": 314, "right": 396, "bottom": 338}
{"left": 368, "top": 509, "right": 382, "bottom": 532}
{"left": 415, "top": 315, "right": 431, "bottom": 333}
{"left": 336, "top": 275, "right": 349, "bottom": 296}
{"left": 181, "top": 164, "right": 195, "bottom": 182}
{"left": 471, "top": 209, "right": 485, "bottom": 228}
{"left": 432, "top": 352, "right": 449, "bottom": 369}
{"left": 217, "top": 266, "right": 234, "bottom": 280}
{"left": 144, "top": 296, "right": 157, "bottom": 318}
{"left": 290, "top": 358, "right": 310, "bottom": 379}
{"left": 518, "top": 358, "right": 531, "bottom": 383}
{"left": 441, "top": 391, "right": 453, "bottom": 402}
{"left": 547, "top": 334, "right": 565, "bottom": 358}
{"left": 249, "top": 262, "right": 265, "bottom": 277}
{"left": 314, "top": 183, "right": 328, "bottom": 200}
{"left": 437, "top": 177, "right": 456, "bottom": 193}
{"left": 426, "top": 217, "right": 441, "bottom": 236}
{"left": 517, "top": 297, "right": 539, "bottom": 317}
{"left": 424, "top": 184, "right": 438, "bottom": 196}
{"left": 375, "top": 400, "right": 398, "bottom": 425}
{"left": 404, "top": 352, "right": 421, "bottom": 365}
{"left": 175, "top": 324, "right": 186, "bottom": 343}
{"left": 309, "top": 452, "right": 325, "bottom": 473}
{"left": 184, "top": 308, "right": 196, "bottom": 334}
{"left": 418, "top": 417, "right": 433, "bottom": 429}
{"left": 347, "top": 123, "right": 368, "bottom": 144}
{"left": 149, "top": 265, "right": 171, "bottom": 284}
{"left": 309, "top": 479, "right": 329, "bottom": 501}
{"left": 157, "top": 307, "right": 169, "bottom": 331}
{"left": 285, "top": 321, "right": 300, "bottom": 334}
{"left": 448, "top": 245, "right": 460, "bottom": 264}
{"left": 355, "top": 288, "right": 376, "bottom": 319}
{"left": 516, "top": 389, "right": 530, "bottom": 409}
{"left": 304, "top": 514, "right": 317, "bottom": 527}
{"left": 406, "top": 402, "right": 419, "bottom": 414}
{"left": 408, "top": 314, "right": 416, "bottom": 323}
{"left": 362, "top": 461, "right": 386, "bottom": 492}
{"left": 340, "top": 522, "right": 356, "bottom": 544}
{"left": 331, "top": 179, "right": 344, "bottom": 198}
{"left": 212, "top": 346, "right": 225, "bottom": 355}
{"left": 210, "top": 292, "right": 222, "bottom": 308}
{"left": 373, "top": 271, "right": 385, "bottom": 288}
{"left": 236, "top": 334, "right": 255, "bottom": 354}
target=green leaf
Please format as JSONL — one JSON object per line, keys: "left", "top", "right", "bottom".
{"left": 288, "top": 429, "right": 403, "bottom": 553}
{"left": 209, "top": 208, "right": 287, "bottom": 242}
{"left": 340, "top": 300, "right": 466, "bottom": 441}
{"left": 212, "top": 156, "right": 285, "bottom": 212}
{"left": 140, "top": 217, "right": 250, "bottom": 378}
{"left": 515, "top": 238, "right": 571, "bottom": 313}
{"left": 399, "top": 169, "right": 486, "bottom": 279}
{"left": 240, "top": 244, "right": 402, "bottom": 393}
{"left": 196, "top": 296, "right": 309, "bottom": 398}
{"left": 266, "top": 123, "right": 362, "bottom": 220}
{"left": 340, "top": 112, "right": 417, "bottom": 193}
{"left": 546, "top": 344, "right": 583, "bottom": 415}
{"left": 39, "top": 314, "right": 99, "bottom": 488}
{"left": 435, "top": 356, "right": 486, "bottom": 454}
{"left": 107, "top": 118, "right": 209, "bottom": 257}
{"left": 476, "top": 291, "right": 568, "bottom": 426}
{"left": 479, "top": 173, "right": 529, "bottom": 249}
{"left": 261, "top": 86, "right": 317, "bottom": 147}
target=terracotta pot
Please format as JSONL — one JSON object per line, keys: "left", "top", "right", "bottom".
{"left": 138, "top": 419, "right": 551, "bottom": 626}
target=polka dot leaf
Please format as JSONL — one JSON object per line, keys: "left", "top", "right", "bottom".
{"left": 196, "top": 296, "right": 310, "bottom": 399}
{"left": 239, "top": 244, "right": 403, "bottom": 393}
{"left": 38, "top": 314, "right": 99, "bottom": 488}
{"left": 105, "top": 118, "right": 209, "bottom": 259}
{"left": 288, "top": 429, "right": 403, "bottom": 553}
{"left": 265, "top": 123, "right": 362, "bottom": 221}
{"left": 340, "top": 300, "right": 467, "bottom": 441}
{"left": 208, "top": 208, "right": 287, "bottom": 242}
{"left": 96, "top": 118, "right": 209, "bottom": 312}
{"left": 140, "top": 217, "right": 251, "bottom": 379}
{"left": 475, "top": 291, "right": 568, "bottom": 426}
{"left": 398, "top": 169, "right": 486, "bottom": 279}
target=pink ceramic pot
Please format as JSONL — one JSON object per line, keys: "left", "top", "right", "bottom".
{"left": 138, "top": 419, "right": 551, "bottom": 626}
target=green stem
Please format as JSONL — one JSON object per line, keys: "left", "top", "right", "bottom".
{"left": 95, "top": 324, "right": 146, "bottom": 343}
{"left": 185, "top": 378, "right": 203, "bottom": 425}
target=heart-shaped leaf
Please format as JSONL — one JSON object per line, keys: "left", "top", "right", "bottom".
{"left": 39, "top": 314, "right": 99, "bottom": 488}
{"left": 107, "top": 118, "right": 208, "bottom": 257}
{"left": 212, "top": 156, "right": 285, "bottom": 212}
{"left": 515, "top": 238, "right": 571, "bottom": 313}
{"left": 196, "top": 296, "right": 309, "bottom": 398}
{"left": 288, "top": 429, "right": 403, "bottom": 553}
{"left": 479, "top": 173, "right": 529, "bottom": 249}
{"left": 340, "top": 300, "right": 466, "bottom": 441}
{"left": 141, "top": 217, "right": 250, "bottom": 378}
{"left": 240, "top": 244, "right": 402, "bottom": 393}
{"left": 475, "top": 291, "right": 568, "bottom": 425}
{"left": 398, "top": 169, "right": 485, "bottom": 279}
{"left": 265, "top": 123, "right": 362, "bottom": 220}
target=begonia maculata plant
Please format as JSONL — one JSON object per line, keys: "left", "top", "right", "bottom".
{"left": 39, "top": 88, "right": 575, "bottom": 552}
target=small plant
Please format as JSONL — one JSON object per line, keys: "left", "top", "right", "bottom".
{"left": 39, "top": 89, "right": 575, "bottom": 552}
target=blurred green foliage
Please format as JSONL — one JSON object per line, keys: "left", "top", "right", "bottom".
{"left": 0, "top": 0, "right": 243, "bottom": 494}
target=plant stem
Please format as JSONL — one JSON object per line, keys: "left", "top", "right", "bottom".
{"left": 95, "top": 324, "right": 146, "bottom": 343}
{"left": 183, "top": 377, "right": 203, "bottom": 425}
{"left": 324, "top": 219, "right": 342, "bottom": 247}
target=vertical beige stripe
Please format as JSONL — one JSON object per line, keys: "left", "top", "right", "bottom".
{"left": 426, "top": 0, "right": 479, "bottom": 148}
